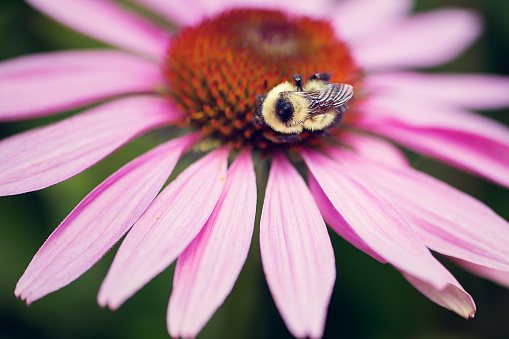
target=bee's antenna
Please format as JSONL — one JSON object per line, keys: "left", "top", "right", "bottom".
{"left": 293, "top": 74, "right": 304, "bottom": 91}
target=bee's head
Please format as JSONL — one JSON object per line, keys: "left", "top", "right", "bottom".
{"left": 261, "top": 82, "right": 308, "bottom": 134}
{"left": 275, "top": 93, "right": 294, "bottom": 123}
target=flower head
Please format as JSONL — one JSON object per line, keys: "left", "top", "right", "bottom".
{"left": 2, "top": 0, "right": 509, "bottom": 337}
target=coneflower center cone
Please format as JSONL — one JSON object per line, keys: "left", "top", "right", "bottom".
{"left": 164, "top": 8, "right": 362, "bottom": 150}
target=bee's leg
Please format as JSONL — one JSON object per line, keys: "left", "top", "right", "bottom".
{"left": 282, "top": 133, "right": 302, "bottom": 143}
{"left": 253, "top": 94, "right": 266, "bottom": 126}
{"left": 263, "top": 132, "right": 301, "bottom": 144}
{"left": 309, "top": 73, "right": 331, "bottom": 82}
{"left": 293, "top": 74, "right": 304, "bottom": 91}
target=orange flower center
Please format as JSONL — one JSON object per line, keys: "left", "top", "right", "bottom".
{"left": 164, "top": 8, "right": 362, "bottom": 150}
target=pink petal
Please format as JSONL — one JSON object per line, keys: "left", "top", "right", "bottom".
{"left": 0, "top": 96, "right": 180, "bottom": 196}
{"left": 357, "top": 96, "right": 509, "bottom": 188}
{"left": 168, "top": 149, "right": 256, "bottom": 338}
{"left": 98, "top": 147, "right": 229, "bottom": 310}
{"left": 182, "top": 0, "right": 225, "bottom": 17}
{"left": 331, "top": 0, "right": 412, "bottom": 43}
{"left": 403, "top": 272, "right": 475, "bottom": 318}
{"left": 272, "top": 0, "right": 332, "bottom": 17}
{"left": 353, "top": 8, "right": 481, "bottom": 71}
{"left": 131, "top": 0, "right": 206, "bottom": 27}
{"left": 192, "top": 0, "right": 331, "bottom": 18}
{"left": 302, "top": 149, "right": 473, "bottom": 304}
{"left": 0, "top": 50, "right": 163, "bottom": 121}
{"left": 26, "top": 0, "right": 169, "bottom": 60}
{"left": 259, "top": 153, "right": 335, "bottom": 338}
{"left": 340, "top": 133, "right": 409, "bottom": 168}
{"left": 365, "top": 72, "right": 509, "bottom": 110}
{"left": 15, "top": 134, "right": 199, "bottom": 305}
{"left": 308, "top": 173, "right": 386, "bottom": 263}
{"left": 327, "top": 148, "right": 509, "bottom": 272}
{"left": 309, "top": 168, "right": 475, "bottom": 318}
{"left": 452, "top": 258, "right": 509, "bottom": 289}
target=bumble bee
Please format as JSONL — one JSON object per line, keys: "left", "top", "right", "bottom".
{"left": 255, "top": 73, "right": 354, "bottom": 142}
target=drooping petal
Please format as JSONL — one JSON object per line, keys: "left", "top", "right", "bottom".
{"left": 98, "top": 147, "right": 229, "bottom": 310}
{"left": 403, "top": 272, "right": 475, "bottom": 319}
{"left": 309, "top": 170, "right": 475, "bottom": 318}
{"left": 0, "top": 50, "right": 163, "bottom": 121}
{"left": 302, "top": 149, "right": 475, "bottom": 317}
{"left": 326, "top": 148, "right": 509, "bottom": 272}
{"left": 0, "top": 96, "right": 180, "bottom": 196}
{"left": 26, "top": 0, "right": 169, "bottom": 60}
{"left": 331, "top": 0, "right": 412, "bottom": 43}
{"left": 260, "top": 153, "right": 335, "bottom": 338}
{"left": 131, "top": 0, "right": 204, "bottom": 27}
{"left": 168, "top": 149, "right": 256, "bottom": 338}
{"left": 353, "top": 8, "right": 481, "bottom": 71}
{"left": 364, "top": 72, "right": 509, "bottom": 110}
{"left": 304, "top": 148, "right": 430, "bottom": 280}
{"left": 15, "top": 133, "right": 199, "bottom": 305}
{"left": 357, "top": 96, "right": 509, "bottom": 188}
{"left": 340, "top": 133, "right": 409, "bottom": 168}
{"left": 451, "top": 259, "right": 509, "bottom": 289}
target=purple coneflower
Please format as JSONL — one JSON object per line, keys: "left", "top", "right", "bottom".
{"left": 2, "top": 0, "right": 509, "bottom": 337}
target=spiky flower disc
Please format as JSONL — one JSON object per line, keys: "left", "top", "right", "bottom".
{"left": 164, "top": 9, "right": 361, "bottom": 149}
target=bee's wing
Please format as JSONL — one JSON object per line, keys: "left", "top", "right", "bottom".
{"left": 291, "top": 83, "right": 355, "bottom": 116}
{"left": 289, "top": 90, "right": 321, "bottom": 101}
{"left": 317, "top": 83, "right": 354, "bottom": 109}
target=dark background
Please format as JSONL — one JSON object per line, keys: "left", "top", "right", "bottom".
{"left": 1, "top": 0, "right": 509, "bottom": 338}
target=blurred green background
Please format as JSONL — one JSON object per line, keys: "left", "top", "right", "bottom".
{"left": 1, "top": 0, "right": 509, "bottom": 338}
